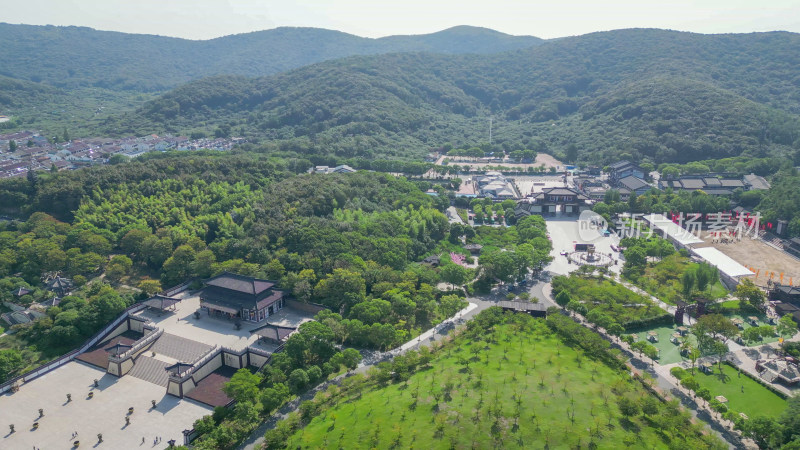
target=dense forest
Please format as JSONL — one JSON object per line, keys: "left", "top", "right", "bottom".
{"left": 0, "top": 24, "right": 541, "bottom": 91}
{"left": 93, "top": 29, "right": 800, "bottom": 165}
{"left": 0, "top": 152, "right": 551, "bottom": 385}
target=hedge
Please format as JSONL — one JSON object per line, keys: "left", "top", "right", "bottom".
{"left": 623, "top": 313, "right": 674, "bottom": 331}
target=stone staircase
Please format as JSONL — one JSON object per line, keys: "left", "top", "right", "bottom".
{"left": 128, "top": 356, "right": 171, "bottom": 387}
{"left": 150, "top": 333, "right": 213, "bottom": 362}
{"left": 126, "top": 333, "right": 214, "bottom": 387}
{"left": 761, "top": 232, "right": 785, "bottom": 249}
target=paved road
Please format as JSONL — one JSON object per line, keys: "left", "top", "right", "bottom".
{"left": 445, "top": 206, "right": 465, "bottom": 225}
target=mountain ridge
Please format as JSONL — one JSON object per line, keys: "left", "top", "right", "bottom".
{"left": 102, "top": 28, "right": 800, "bottom": 164}
{"left": 0, "top": 23, "right": 542, "bottom": 91}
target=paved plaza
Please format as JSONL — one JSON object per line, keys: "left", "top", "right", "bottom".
{"left": 545, "top": 218, "right": 622, "bottom": 276}
{"left": 133, "top": 292, "right": 313, "bottom": 351}
{"left": 0, "top": 361, "right": 211, "bottom": 449}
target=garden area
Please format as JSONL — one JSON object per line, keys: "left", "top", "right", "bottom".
{"left": 674, "top": 363, "right": 787, "bottom": 419}
{"left": 710, "top": 300, "right": 786, "bottom": 347}
{"left": 625, "top": 324, "right": 697, "bottom": 365}
{"left": 622, "top": 242, "right": 728, "bottom": 305}
{"left": 552, "top": 273, "right": 671, "bottom": 333}
{"left": 265, "top": 309, "right": 723, "bottom": 449}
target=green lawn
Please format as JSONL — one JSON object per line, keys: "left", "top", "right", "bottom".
{"left": 715, "top": 300, "right": 740, "bottom": 311}
{"left": 626, "top": 325, "right": 697, "bottom": 365}
{"left": 280, "top": 317, "right": 717, "bottom": 449}
{"left": 694, "top": 363, "right": 786, "bottom": 418}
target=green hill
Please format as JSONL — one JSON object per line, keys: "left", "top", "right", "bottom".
{"left": 0, "top": 23, "right": 541, "bottom": 91}
{"left": 103, "top": 29, "right": 800, "bottom": 164}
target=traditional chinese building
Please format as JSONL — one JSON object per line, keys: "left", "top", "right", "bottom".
{"left": 199, "top": 272, "right": 285, "bottom": 323}
{"left": 515, "top": 187, "right": 592, "bottom": 216}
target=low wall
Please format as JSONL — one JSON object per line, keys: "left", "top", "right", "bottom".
{"left": 0, "top": 303, "right": 147, "bottom": 394}
{"left": 168, "top": 346, "right": 276, "bottom": 398}
{"left": 108, "top": 327, "right": 163, "bottom": 376}
{"left": 248, "top": 350, "right": 270, "bottom": 368}
{"left": 285, "top": 299, "right": 328, "bottom": 315}
{"left": 191, "top": 352, "right": 223, "bottom": 383}
{"left": 129, "top": 315, "right": 149, "bottom": 333}
{"left": 162, "top": 278, "right": 197, "bottom": 297}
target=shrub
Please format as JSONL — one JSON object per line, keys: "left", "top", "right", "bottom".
{"left": 710, "top": 399, "right": 728, "bottom": 413}
{"left": 680, "top": 376, "right": 699, "bottom": 391}
{"left": 670, "top": 367, "right": 688, "bottom": 380}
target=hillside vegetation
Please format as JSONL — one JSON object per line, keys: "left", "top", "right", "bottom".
{"left": 0, "top": 24, "right": 541, "bottom": 91}
{"left": 264, "top": 310, "right": 725, "bottom": 449}
{"left": 101, "top": 29, "right": 800, "bottom": 164}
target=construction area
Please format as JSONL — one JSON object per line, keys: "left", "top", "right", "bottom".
{"left": 697, "top": 234, "right": 800, "bottom": 288}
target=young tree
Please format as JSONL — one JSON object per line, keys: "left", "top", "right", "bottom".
{"left": 688, "top": 346, "right": 701, "bottom": 374}
{"left": 618, "top": 396, "right": 640, "bottom": 419}
{"left": 694, "top": 314, "right": 739, "bottom": 343}
{"left": 105, "top": 255, "right": 133, "bottom": 282}
{"left": 777, "top": 314, "right": 798, "bottom": 341}
{"left": 622, "top": 246, "right": 647, "bottom": 279}
{"left": 554, "top": 290, "right": 571, "bottom": 308}
{"left": 741, "top": 416, "right": 784, "bottom": 450}
{"left": 288, "top": 368, "right": 309, "bottom": 393}
{"left": 260, "top": 383, "right": 289, "bottom": 414}
{"left": 680, "top": 270, "right": 695, "bottom": 298}
{"left": 735, "top": 279, "right": 765, "bottom": 310}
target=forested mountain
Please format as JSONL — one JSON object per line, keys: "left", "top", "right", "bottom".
{"left": 0, "top": 23, "right": 541, "bottom": 91}
{"left": 104, "top": 29, "right": 800, "bottom": 164}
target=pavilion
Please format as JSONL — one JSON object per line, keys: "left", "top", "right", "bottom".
{"left": 104, "top": 342, "right": 132, "bottom": 358}
{"left": 141, "top": 294, "right": 182, "bottom": 314}
{"left": 250, "top": 324, "right": 297, "bottom": 344}
{"left": 756, "top": 357, "right": 800, "bottom": 385}
{"left": 497, "top": 301, "right": 547, "bottom": 317}
{"left": 199, "top": 272, "right": 285, "bottom": 323}
{"left": 165, "top": 362, "right": 194, "bottom": 378}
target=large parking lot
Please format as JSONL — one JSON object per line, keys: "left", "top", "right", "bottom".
{"left": 545, "top": 218, "right": 622, "bottom": 276}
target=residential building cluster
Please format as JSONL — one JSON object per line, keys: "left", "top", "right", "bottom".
{"left": 0, "top": 130, "right": 244, "bottom": 179}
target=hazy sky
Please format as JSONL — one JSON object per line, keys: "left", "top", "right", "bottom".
{"left": 1, "top": 0, "right": 799, "bottom": 40}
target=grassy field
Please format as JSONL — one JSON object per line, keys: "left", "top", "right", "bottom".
{"left": 694, "top": 363, "right": 786, "bottom": 418}
{"left": 626, "top": 325, "right": 697, "bottom": 365}
{"left": 279, "top": 315, "right": 719, "bottom": 449}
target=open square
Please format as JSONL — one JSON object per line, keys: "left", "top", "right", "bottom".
{"left": 0, "top": 361, "right": 212, "bottom": 449}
